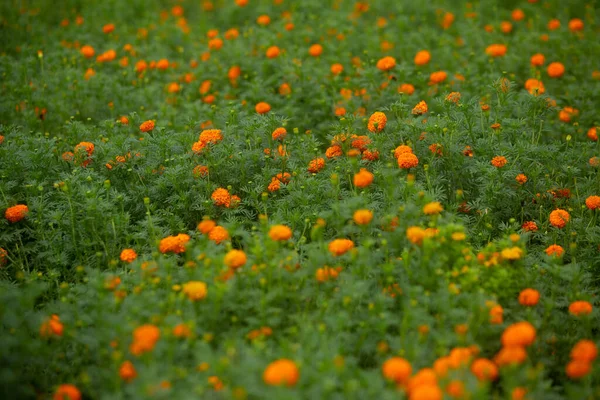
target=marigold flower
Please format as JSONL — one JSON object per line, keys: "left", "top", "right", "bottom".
{"left": 549, "top": 209, "right": 570, "bottom": 228}
{"left": 271, "top": 127, "right": 287, "bottom": 141}
{"left": 566, "top": 360, "right": 591, "bottom": 379}
{"left": 494, "top": 346, "right": 527, "bottom": 366}
{"left": 489, "top": 305, "right": 503, "bottom": 324}
{"left": 545, "top": 244, "right": 564, "bottom": 257}
{"left": 53, "top": 384, "right": 81, "bottom": 400}
{"left": 353, "top": 168, "right": 373, "bottom": 188}
{"left": 208, "top": 226, "right": 229, "bottom": 244}
{"left": 120, "top": 249, "right": 137, "bottom": 263}
{"left": 423, "top": 202, "right": 443, "bottom": 215}
{"left": 501, "top": 321, "right": 536, "bottom": 347}
{"left": 40, "top": 314, "right": 63, "bottom": 338}
{"left": 491, "top": 156, "right": 507, "bottom": 168}
{"left": 263, "top": 359, "right": 299, "bottom": 386}
{"left": 588, "top": 127, "right": 598, "bottom": 141}
{"left": 5, "top": 204, "right": 29, "bottom": 223}
{"left": 406, "top": 226, "right": 426, "bottom": 245}
{"left": 308, "top": 158, "right": 325, "bottom": 173}
{"left": 515, "top": 174, "right": 527, "bottom": 184}
{"left": 199, "top": 129, "right": 223, "bottom": 145}
{"left": 173, "top": 323, "right": 192, "bottom": 338}
{"left": 328, "top": 238, "right": 355, "bottom": 256}
{"left": 80, "top": 45, "right": 95, "bottom": 58}
{"left": 268, "top": 178, "right": 281, "bottom": 192}
{"left": 353, "top": 209, "right": 373, "bottom": 225}
{"left": 429, "top": 71, "right": 447, "bottom": 85}
{"left": 183, "top": 281, "right": 208, "bottom": 301}
{"left": 224, "top": 249, "right": 247, "bottom": 269}
{"left": 120, "top": 360, "right": 137, "bottom": 382}
{"left": 519, "top": 288, "right": 540, "bottom": 306}
{"left": 485, "top": 44, "right": 507, "bottom": 57}
{"left": 158, "top": 234, "right": 190, "bottom": 254}
{"left": 330, "top": 63, "right": 343, "bottom": 75}
{"left": 0, "top": 248, "right": 7, "bottom": 267}
{"left": 316, "top": 266, "right": 342, "bottom": 282}
{"left": 512, "top": 8, "right": 525, "bottom": 21}
{"left": 414, "top": 50, "right": 431, "bottom": 66}
{"left": 376, "top": 56, "right": 396, "bottom": 71}
{"left": 266, "top": 46, "right": 281, "bottom": 58}
{"left": 269, "top": 225, "right": 293, "bottom": 241}
{"left": 547, "top": 62, "right": 565, "bottom": 78}
{"left": 571, "top": 340, "right": 598, "bottom": 362}
{"left": 197, "top": 219, "right": 216, "bottom": 234}
{"left": 568, "top": 18, "right": 584, "bottom": 32}
{"left": 130, "top": 324, "right": 160, "bottom": 355}
{"left": 212, "top": 188, "right": 231, "bottom": 207}
{"left": 308, "top": 44, "right": 323, "bottom": 57}
{"left": 193, "top": 165, "right": 209, "bottom": 178}
{"left": 530, "top": 53, "right": 545, "bottom": 67}
{"left": 501, "top": 246, "right": 523, "bottom": 260}
{"left": 471, "top": 358, "right": 498, "bottom": 381}
{"left": 585, "top": 195, "right": 600, "bottom": 210}
{"left": 255, "top": 102, "right": 271, "bottom": 114}
{"left": 257, "top": 15, "right": 271, "bottom": 26}
{"left": 139, "top": 120, "right": 155, "bottom": 132}
{"left": 445, "top": 92, "right": 461, "bottom": 104}
{"left": 325, "top": 145, "right": 342, "bottom": 159}
{"left": 412, "top": 100, "right": 428, "bottom": 115}
{"left": 367, "top": 111, "right": 387, "bottom": 133}
{"left": 382, "top": 357, "right": 412, "bottom": 384}
{"left": 397, "top": 152, "right": 419, "bottom": 169}
{"left": 569, "top": 301, "right": 593, "bottom": 316}
{"left": 398, "top": 83, "right": 415, "bottom": 95}
{"left": 103, "top": 23, "right": 115, "bottom": 34}
{"left": 522, "top": 221, "right": 537, "bottom": 232}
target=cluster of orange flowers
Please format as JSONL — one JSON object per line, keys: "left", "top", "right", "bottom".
{"left": 158, "top": 233, "right": 190, "bottom": 254}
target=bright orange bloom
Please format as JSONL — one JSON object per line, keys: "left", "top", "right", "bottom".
{"left": 516, "top": 174, "right": 528, "bottom": 184}
{"left": 494, "top": 346, "right": 527, "bottom": 366}
{"left": 382, "top": 357, "right": 412, "bottom": 384}
{"left": 367, "top": 111, "right": 387, "bottom": 132}
{"left": 547, "top": 62, "right": 565, "bottom": 78}
{"left": 489, "top": 305, "right": 503, "bottom": 324}
{"left": 376, "top": 56, "right": 396, "bottom": 71}
{"left": 330, "top": 63, "right": 343, "bottom": 75}
{"left": 255, "top": 102, "right": 271, "bottom": 114}
{"left": 353, "top": 168, "right": 374, "bottom": 188}
{"left": 406, "top": 226, "right": 426, "bottom": 245}
{"left": 208, "top": 226, "right": 229, "bottom": 244}
{"left": 212, "top": 188, "right": 231, "bottom": 207}
{"left": 120, "top": 249, "right": 137, "bottom": 263}
{"left": 566, "top": 360, "right": 591, "bottom": 379}
{"left": 545, "top": 244, "right": 564, "bottom": 257}
{"left": 397, "top": 152, "right": 419, "bottom": 169}
{"left": 501, "top": 322, "right": 536, "bottom": 347}
{"left": 518, "top": 288, "right": 540, "bottom": 306}
{"left": 571, "top": 340, "right": 598, "bottom": 362}
{"left": 512, "top": 9, "right": 525, "bottom": 21}
{"left": 588, "top": 127, "right": 598, "bottom": 141}
{"left": 353, "top": 209, "right": 373, "bottom": 225}
{"left": 139, "top": 120, "right": 155, "bottom": 132}
{"left": 53, "top": 384, "right": 81, "bottom": 400}
{"left": 569, "top": 301, "right": 593, "bottom": 316}
{"left": 40, "top": 314, "right": 64, "bottom": 338}
{"left": 308, "top": 44, "right": 323, "bottom": 57}
{"left": 182, "top": 281, "right": 208, "bottom": 301}
{"left": 119, "top": 360, "right": 137, "bottom": 382}
{"left": 80, "top": 45, "right": 95, "bottom": 58}
{"left": 412, "top": 100, "right": 428, "bottom": 115}
{"left": 263, "top": 359, "right": 299, "bottom": 386}
{"left": 568, "top": 18, "right": 584, "bottom": 32}
{"left": 585, "top": 195, "right": 600, "bottom": 210}
{"left": 328, "top": 239, "right": 355, "bottom": 256}
{"left": 485, "top": 44, "right": 507, "bottom": 57}
{"left": 530, "top": 53, "right": 545, "bottom": 67}
{"left": 130, "top": 324, "right": 160, "bottom": 355}
{"left": 103, "top": 23, "right": 115, "bottom": 34}
{"left": 315, "top": 266, "right": 342, "bottom": 282}
{"left": 269, "top": 225, "right": 293, "bottom": 241}
{"left": 429, "top": 71, "right": 447, "bottom": 84}
{"left": 547, "top": 19, "right": 560, "bottom": 30}
{"left": 257, "top": 15, "right": 271, "bottom": 26}
{"left": 308, "top": 158, "right": 325, "bottom": 173}
{"left": 414, "top": 50, "right": 431, "bottom": 66}
{"left": 266, "top": 46, "right": 281, "bottom": 58}
{"left": 5, "top": 204, "right": 29, "bottom": 223}
{"left": 522, "top": 221, "right": 538, "bottom": 232}
{"left": 491, "top": 156, "right": 507, "bottom": 168}
{"left": 471, "top": 358, "right": 498, "bottom": 381}
{"left": 224, "top": 249, "right": 247, "bottom": 269}
{"left": 158, "top": 234, "right": 190, "bottom": 254}
{"left": 423, "top": 202, "right": 443, "bottom": 215}
{"left": 549, "top": 209, "right": 570, "bottom": 228}
{"left": 398, "top": 83, "right": 415, "bottom": 95}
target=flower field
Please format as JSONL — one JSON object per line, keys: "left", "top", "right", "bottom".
{"left": 1, "top": 0, "right": 600, "bottom": 398}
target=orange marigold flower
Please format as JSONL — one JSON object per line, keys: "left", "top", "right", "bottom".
{"left": 382, "top": 357, "right": 412, "bottom": 384}
{"left": 491, "top": 156, "right": 507, "bottom": 168}
{"left": 255, "top": 102, "right": 271, "bottom": 114}
{"left": 367, "top": 111, "right": 387, "bottom": 133}
{"left": 445, "top": 92, "right": 461, "bottom": 104}
{"left": 208, "top": 225, "right": 229, "bottom": 244}
{"left": 74, "top": 141, "right": 94, "bottom": 157}
{"left": 501, "top": 322, "right": 536, "bottom": 347}
{"left": 308, "top": 44, "right": 323, "bottom": 57}
{"left": 522, "top": 221, "right": 538, "bottom": 232}
{"left": 494, "top": 346, "right": 527, "bottom": 366}
{"left": 353, "top": 168, "right": 374, "bottom": 188}
{"left": 397, "top": 152, "right": 419, "bottom": 169}
{"left": 158, "top": 234, "right": 190, "bottom": 254}
{"left": 549, "top": 209, "right": 570, "bottom": 228}
{"left": 471, "top": 358, "right": 498, "bottom": 381}
{"left": 516, "top": 174, "right": 527, "bottom": 184}
{"left": 328, "top": 239, "right": 355, "bottom": 256}
{"left": 585, "top": 195, "right": 600, "bottom": 210}
{"left": 197, "top": 219, "right": 216, "bottom": 234}
{"left": 353, "top": 209, "right": 373, "bottom": 225}
{"left": 119, "top": 360, "right": 137, "bottom": 382}
{"left": 393, "top": 145, "right": 413, "bottom": 158}
{"left": 568, "top": 18, "right": 584, "bottom": 32}
{"left": 130, "top": 324, "right": 160, "bottom": 355}
{"left": 199, "top": 129, "right": 223, "bottom": 145}
{"left": 315, "top": 266, "right": 342, "bottom": 282}
{"left": 262, "top": 359, "right": 300, "bottom": 388}
{"left": 308, "top": 158, "right": 325, "bottom": 173}
{"left": 269, "top": 225, "right": 293, "bottom": 241}
{"left": 588, "top": 127, "right": 598, "bottom": 141}
{"left": 257, "top": 15, "right": 271, "bottom": 26}
{"left": 183, "top": 281, "right": 208, "bottom": 301}
{"left": 80, "top": 45, "right": 95, "bottom": 58}
{"left": 489, "top": 305, "right": 503, "bottom": 324}
{"left": 566, "top": 360, "right": 591, "bottom": 379}
{"left": 193, "top": 165, "right": 209, "bottom": 178}
{"left": 414, "top": 50, "right": 431, "bottom": 66}
{"left": 485, "top": 44, "right": 507, "bottom": 57}
{"left": 569, "top": 301, "right": 593, "bottom": 316}
{"left": 53, "top": 384, "right": 81, "bottom": 400}
{"left": 224, "top": 249, "right": 247, "bottom": 269}
{"left": 0, "top": 247, "right": 7, "bottom": 266}
{"left": 272, "top": 127, "right": 287, "bottom": 141}
{"left": 211, "top": 188, "right": 231, "bottom": 207}
{"left": 547, "top": 62, "right": 565, "bottom": 78}
{"left": 376, "top": 56, "right": 396, "bottom": 71}
{"left": 173, "top": 323, "right": 192, "bottom": 338}
{"left": 412, "top": 100, "right": 428, "bottom": 115}
{"left": 268, "top": 178, "right": 281, "bottom": 192}
{"left": 40, "top": 314, "right": 64, "bottom": 338}
{"left": 547, "top": 18, "right": 560, "bottom": 30}
{"left": 266, "top": 46, "right": 281, "bottom": 58}
{"left": 571, "top": 340, "right": 598, "bottom": 362}
{"left": 519, "top": 288, "right": 540, "bottom": 306}
{"left": 120, "top": 249, "right": 137, "bottom": 263}
{"left": 559, "top": 106, "right": 579, "bottom": 123}
{"left": 525, "top": 78, "right": 545, "bottom": 95}
{"left": 398, "top": 83, "right": 415, "bottom": 95}
{"left": 139, "top": 120, "right": 155, "bottom": 132}
{"left": 512, "top": 9, "right": 525, "bottom": 21}
{"left": 5, "top": 204, "right": 29, "bottom": 223}
{"left": 330, "top": 63, "right": 343, "bottom": 75}
{"left": 545, "top": 244, "right": 564, "bottom": 257}
{"left": 103, "top": 23, "right": 115, "bottom": 34}
{"left": 423, "top": 202, "right": 443, "bottom": 215}
{"left": 325, "top": 145, "right": 342, "bottom": 159}
{"left": 406, "top": 226, "right": 426, "bottom": 245}
{"left": 429, "top": 71, "right": 447, "bottom": 85}
{"left": 530, "top": 53, "right": 545, "bottom": 67}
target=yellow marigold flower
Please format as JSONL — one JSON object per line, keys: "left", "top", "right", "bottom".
{"left": 353, "top": 209, "right": 373, "bottom": 225}
{"left": 423, "top": 202, "right": 443, "bottom": 215}
{"left": 224, "top": 249, "right": 247, "bottom": 269}
{"left": 451, "top": 232, "right": 466, "bottom": 241}
{"left": 182, "top": 281, "right": 208, "bottom": 301}
{"left": 406, "top": 226, "right": 426, "bottom": 245}
{"left": 501, "top": 247, "right": 523, "bottom": 260}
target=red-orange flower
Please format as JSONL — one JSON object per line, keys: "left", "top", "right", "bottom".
{"left": 585, "top": 195, "right": 600, "bottom": 210}
{"left": 376, "top": 56, "right": 396, "bottom": 71}
{"left": 255, "top": 102, "right": 271, "bottom": 114}
{"left": 569, "top": 301, "right": 593, "bottom": 316}
{"left": 263, "top": 359, "right": 299, "bottom": 386}
{"left": 518, "top": 288, "right": 540, "bottom": 306}
{"left": 549, "top": 209, "right": 570, "bottom": 228}
{"left": 53, "top": 384, "right": 81, "bottom": 400}
{"left": 328, "top": 239, "right": 355, "bottom": 256}
{"left": 130, "top": 324, "right": 160, "bottom": 355}
{"left": 5, "top": 204, "right": 29, "bottom": 223}
{"left": 139, "top": 120, "right": 155, "bottom": 132}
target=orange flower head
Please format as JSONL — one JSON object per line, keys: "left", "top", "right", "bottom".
{"left": 182, "top": 281, "right": 208, "bottom": 301}
{"left": 545, "top": 244, "right": 564, "bottom": 257}
{"left": 130, "top": 324, "right": 160, "bottom": 355}
{"left": 549, "top": 209, "right": 570, "bottom": 228}
{"left": 471, "top": 358, "right": 498, "bottom": 381}
{"left": 367, "top": 111, "right": 387, "bottom": 132}
{"left": 547, "top": 62, "right": 565, "bottom": 78}
{"left": 406, "top": 226, "right": 426, "bottom": 245}
{"left": 522, "top": 221, "right": 538, "bottom": 232}
{"left": 547, "top": 18, "right": 560, "bottom": 30}
{"left": 53, "top": 384, "right": 81, "bottom": 400}
{"left": 491, "top": 156, "right": 507, "bottom": 168}
{"left": 120, "top": 360, "right": 137, "bottom": 382}
{"left": 139, "top": 120, "right": 155, "bottom": 132}
{"left": 5, "top": 204, "right": 29, "bottom": 223}
{"left": 40, "top": 314, "right": 64, "bottom": 338}
{"left": 80, "top": 45, "right": 95, "bottom": 58}
{"left": 569, "top": 301, "right": 593, "bottom": 316}
{"left": 103, "top": 23, "right": 115, "bottom": 34}
{"left": 353, "top": 168, "right": 374, "bottom": 188}
{"left": 501, "top": 321, "right": 536, "bottom": 347}
{"left": 257, "top": 15, "right": 271, "bottom": 26}
{"left": 397, "top": 152, "right": 419, "bottom": 169}
{"left": 412, "top": 100, "right": 428, "bottom": 115}
{"left": 516, "top": 174, "right": 528, "bottom": 184}
{"left": 566, "top": 360, "right": 591, "bottom": 379}
{"left": 266, "top": 46, "right": 281, "bottom": 58}
{"left": 199, "top": 129, "right": 223, "bottom": 145}
{"left": 158, "top": 234, "right": 190, "bottom": 254}
{"left": 263, "top": 359, "right": 299, "bottom": 386}
{"left": 394, "top": 145, "right": 413, "bottom": 158}
{"left": 224, "top": 249, "right": 247, "bottom": 269}
{"left": 518, "top": 288, "right": 540, "bottom": 306}
{"left": 530, "top": 53, "right": 545, "bottom": 67}
{"left": 353, "top": 209, "right": 373, "bottom": 225}
{"left": 585, "top": 195, "right": 600, "bottom": 210}
{"left": 212, "top": 188, "right": 231, "bottom": 207}
{"left": 208, "top": 225, "right": 229, "bottom": 244}
{"left": 328, "top": 239, "right": 355, "bottom": 256}
{"left": 326, "top": 145, "right": 343, "bottom": 159}
{"left": 308, "top": 44, "right": 323, "bottom": 57}
{"left": 376, "top": 56, "right": 396, "bottom": 71}
{"left": 429, "top": 70, "right": 447, "bottom": 84}
{"left": 308, "top": 158, "right": 325, "bottom": 173}
{"left": 382, "top": 357, "right": 412, "bottom": 384}
{"left": 197, "top": 219, "right": 216, "bottom": 234}
{"left": 414, "top": 50, "right": 431, "bottom": 66}
{"left": 570, "top": 340, "right": 598, "bottom": 362}
{"left": 330, "top": 63, "right": 343, "bottom": 75}
{"left": 494, "top": 346, "right": 527, "bottom": 366}
{"left": 489, "top": 305, "right": 503, "bottom": 324}
{"left": 485, "top": 44, "right": 507, "bottom": 57}
{"left": 269, "top": 225, "right": 293, "bottom": 241}
{"left": 588, "top": 127, "right": 598, "bottom": 141}
{"left": 272, "top": 127, "right": 287, "bottom": 141}
{"left": 423, "top": 202, "right": 443, "bottom": 215}
{"left": 193, "top": 165, "right": 209, "bottom": 178}
{"left": 255, "top": 102, "right": 271, "bottom": 114}
{"left": 398, "top": 83, "right": 415, "bottom": 95}
{"left": 120, "top": 249, "right": 137, "bottom": 263}
{"left": 512, "top": 9, "right": 525, "bottom": 21}
{"left": 445, "top": 92, "right": 461, "bottom": 104}
{"left": 568, "top": 18, "right": 584, "bottom": 32}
